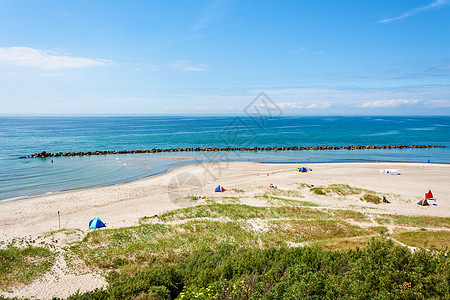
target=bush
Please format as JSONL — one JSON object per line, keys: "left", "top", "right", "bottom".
{"left": 68, "top": 238, "right": 449, "bottom": 299}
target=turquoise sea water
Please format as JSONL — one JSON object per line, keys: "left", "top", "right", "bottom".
{"left": 0, "top": 116, "right": 449, "bottom": 201}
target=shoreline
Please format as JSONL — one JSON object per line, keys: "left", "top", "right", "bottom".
{"left": 2, "top": 157, "right": 447, "bottom": 204}
{"left": 1, "top": 161, "right": 449, "bottom": 241}
{"left": 1, "top": 160, "right": 449, "bottom": 299}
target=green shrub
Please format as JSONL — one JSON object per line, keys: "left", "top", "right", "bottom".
{"left": 68, "top": 238, "right": 450, "bottom": 299}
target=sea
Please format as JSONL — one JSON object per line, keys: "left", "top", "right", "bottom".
{"left": 0, "top": 116, "right": 449, "bottom": 201}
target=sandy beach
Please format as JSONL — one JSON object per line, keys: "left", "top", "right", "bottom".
{"left": 1, "top": 161, "right": 449, "bottom": 299}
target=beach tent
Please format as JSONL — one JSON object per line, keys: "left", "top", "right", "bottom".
{"left": 89, "top": 217, "right": 106, "bottom": 229}
{"left": 298, "top": 167, "right": 307, "bottom": 173}
{"left": 215, "top": 185, "right": 222, "bottom": 192}
{"left": 417, "top": 199, "right": 430, "bottom": 206}
{"left": 425, "top": 190, "right": 434, "bottom": 199}
{"left": 380, "top": 169, "right": 399, "bottom": 175}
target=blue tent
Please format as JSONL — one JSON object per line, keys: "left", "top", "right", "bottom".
{"left": 215, "top": 185, "right": 222, "bottom": 192}
{"left": 89, "top": 217, "right": 106, "bottom": 229}
{"left": 299, "top": 167, "right": 307, "bottom": 173}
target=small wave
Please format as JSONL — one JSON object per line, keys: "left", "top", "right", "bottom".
{"left": 362, "top": 130, "right": 399, "bottom": 137}
{"left": 276, "top": 125, "right": 321, "bottom": 129}
{"left": 407, "top": 127, "right": 436, "bottom": 131}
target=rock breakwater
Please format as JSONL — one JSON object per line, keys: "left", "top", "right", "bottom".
{"left": 20, "top": 145, "right": 445, "bottom": 159}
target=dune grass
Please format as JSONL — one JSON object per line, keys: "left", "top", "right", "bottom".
{"left": 392, "top": 230, "right": 450, "bottom": 250}
{"left": 255, "top": 194, "right": 318, "bottom": 207}
{"left": 68, "top": 203, "right": 382, "bottom": 273}
{"left": 360, "top": 193, "right": 381, "bottom": 204}
{"left": 71, "top": 214, "right": 376, "bottom": 271}
{"left": 310, "top": 184, "right": 367, "bottom": 196}
{"left": 331, "top": 209, "right": 369, "bottom": 222}
{"left": 0, "top": 245, "right": 54, "bottom": 289}
{"left": 309, "top": 184, "right": 382, "bottom": 205}
{"left": 314, "top": 236, "right": 379, "bottom": 251}
{"left": 158, "top": 204, "right": 327, "bottom": 222}
{"left": 266, "top": 188, "right": 304, "bottom": 198}
{"left": 376, "top": 214, "right": 450, "bottom": 229}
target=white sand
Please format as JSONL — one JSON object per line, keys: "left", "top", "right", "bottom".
{"left": 1, "top": 161, "right": 449, "bottom": 299}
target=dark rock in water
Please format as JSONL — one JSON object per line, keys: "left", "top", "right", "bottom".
{"left": 18, "top": 144, "right": 445, "bottom": 159}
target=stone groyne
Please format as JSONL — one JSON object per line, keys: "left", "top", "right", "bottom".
{"left": 20, "top": 144, "right": 445, "bottom": 159}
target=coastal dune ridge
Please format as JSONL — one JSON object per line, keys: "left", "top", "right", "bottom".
{"left": 2, "top": 161, "right": 449, "bottom": 240}
{"left": 0, "top": 161, "right": 449, "bottom": 298}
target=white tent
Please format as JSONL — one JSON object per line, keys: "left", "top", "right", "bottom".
{"left": 380, "top": 169, "right": 399, "bottom": 175}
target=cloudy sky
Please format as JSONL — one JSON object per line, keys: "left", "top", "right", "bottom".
{"left": 0, "top": 0, "right": 449, "bottom": 115}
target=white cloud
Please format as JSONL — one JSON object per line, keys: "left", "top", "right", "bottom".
{"left": 0, "top": 47, "right": 110, "bottom": 70}
{"left": 169, "top": 60, "right": 208, "bottom": 71}
{"left": 136, "top": 64, "right": 160, "bottom": 72}
{"left": 195, "top": 105, "right": 209, "bottom": 110}
{"left": 306, "top": 102, "right": 333, "bottom": 109}
{"left": 360, "top": 99, "right": 420, "bottom": 108}
{"left": 378, "top": 0, "right": 447, "bottom": 23}
{"left": 276, "top": 102, "right": 304, "bottom": 109}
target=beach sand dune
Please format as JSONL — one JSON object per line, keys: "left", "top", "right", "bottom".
{"left": 1, "top": 162, "right": 449, "bottom": 299}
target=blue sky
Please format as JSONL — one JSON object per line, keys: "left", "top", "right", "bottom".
{"left": 0, "top": 0, "right": 449, "bottom": 115}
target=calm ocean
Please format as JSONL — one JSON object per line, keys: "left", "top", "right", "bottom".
{"left": 1, "top": 116, "right": 449, "bottom": 201}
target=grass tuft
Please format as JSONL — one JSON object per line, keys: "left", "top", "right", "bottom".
{"left": 0, "top": 245, "right": 54, "bottom": 289}
{"left": 360, "top": 193, "right": 381, "bottom": 204}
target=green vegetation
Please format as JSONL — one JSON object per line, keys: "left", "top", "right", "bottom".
{"left": 0, "top": 244, "right": 54, "bottom": 289}
{"left": 203, "top": 196, "right": 240, "bottom": 204}
{"left": 268, "top": 219, "right": 371, "bottom": 241}
{"left": 67, "top": 239, "right": 450, "bottom": 299}
{"left": 375, "top": 216, "right": 391, "bottom": 225}
{"left": 256, "top": 194, "right": 318, "bottom": 207}
{"left": 392, "top": 230, "right": 450, "bottom": 250}
{"left": 360, "top": 193, "right": 381, "bottom": 204}
{"left": 296, "top": 182, "right": 312, "bottom": 189}
{"left": 309, "top": 184, "right": 381, "bottom": 204}
{"left": 4, "top": 184, "right": 449, "bottom": 299}
{"left": 314, "top": 236, "right": 377, "bottom": 251}
{"left": 376, "top": 214, "right": 450, "bottom": 228}
{"left": 369, "top": 226, "right": 389, "bottom": 235}
{"left": 41, "top": 228, "right": 84, "bottom": 238}
{"left": 393, "top": 215, "right": 450, "bottom": 228}
{"left": 331, "top": 209, "right": 369, "bottom": 222}
{"left": 69, "top": 204, "right": 387, "bottom": 272}
{"left": 310, "top": 184, "right": 367, "bottom": 196}
{"left": 266, "top": 188, "right": 303, "bottom": 198}
{"left": 159, "top": 204, "right": 326, "bottom": 221}
{"left": 73, "top": 218, "right": 367, "bottom": 270}
{"left": 310, "top": 186, "right": 327, "bottom": 195}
